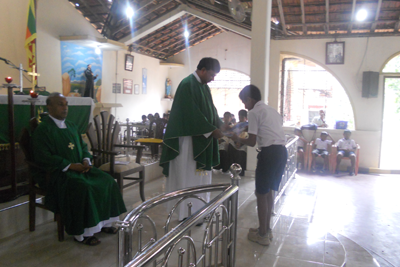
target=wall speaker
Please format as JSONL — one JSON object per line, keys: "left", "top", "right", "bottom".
{"left": 362, "top": 71, "right": 379, "bottom": 98}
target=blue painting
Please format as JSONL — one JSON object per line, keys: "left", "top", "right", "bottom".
{"left": 60, "top": 42, "right": 102, "bottom": 102}
{"left": 142, "top": 68, "right": 147, "bottom": 94}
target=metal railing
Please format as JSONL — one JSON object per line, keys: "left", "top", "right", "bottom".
{"left": 117, "top": 164, "right": 242, "bottom": 267}
{"left": 274, "top": 135, "right": 298, "bottom": 208}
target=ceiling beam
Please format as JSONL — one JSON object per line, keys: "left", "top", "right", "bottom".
{"left": 325, "top": 0, "right": 329, "bottom": 34}
{"left": 275, "top": 31, "right": 400, "bottom": 40}
{"left": 120, "top": 6, "right": 187, "bottom": 44}
{"left": 300, "top": 0, "right": 307, "bottom": 34}
{"left": 80, "top": 0, "right": 106, "bottom": 24}
{"left": 112, "top": 0, "right": 174, "bottom": 37}
{"left": 183, "top": 5, "right": 251, "bottom": 38}
{"left": 95, "top": 0, "right": 110, "bottom": 11}
{"left": 370, "top": 0, "right": 383, "bottom": 32}
{"left": 171, "top": 29, "right": 221, "bottom": 55}
{"left": 348, "top": 0, "right": 357, "bottom": 33}
{"left": 276, "top": 0, "right": 288, "bottom": 35}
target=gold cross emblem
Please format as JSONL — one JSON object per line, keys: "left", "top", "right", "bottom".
{"left": 68, "top": 142, "right": 75, "bottom": 150}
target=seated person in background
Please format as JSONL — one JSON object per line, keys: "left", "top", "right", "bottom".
{"left": 312, "top": 110, "right": 328, "bottom": 128}
{"left": 141, "top": 114, "right": 147, "bottom": 124}
{"left": 228, "top": 109, "right": 248, "bottom": 176}
{"left": 231, "top": 113, "right": 237, "bottom": 124}
{"left": 336, "top": 129, "right": 357, "bottom": 176}
{"left": 32, "top": 93, "right": 127, "bottom": 246}
{"left": 214, "top": 112, "right": 233, "bottom": 173}
{"left": 311, "top": 131, "right": 335, "bottom": 173}
{"left": 294, "top": 128, "right": 308, "bottom": 171}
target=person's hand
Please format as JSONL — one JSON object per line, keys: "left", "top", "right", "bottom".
{"left": 69, "top": 163, "right": 87, "bottom": 173}
{"left": 211, "top": 129, "right": 224, "bottom": 139}
{"left": 82, "top": 160, "right": 92, "bottom": 173}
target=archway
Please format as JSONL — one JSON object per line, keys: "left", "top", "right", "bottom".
{"left": 279, "top": 54, "right": 355, "bottom": 130}
{"left": 208, "top": 69, "right": 249, "bottom": 119}
{"left": 380, "top": 54, "right": 400, "bottom": 169}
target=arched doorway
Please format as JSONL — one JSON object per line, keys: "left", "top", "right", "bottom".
{"left": 380, "top": 54, "right": 400, "bottom": 169}
{"left": 208, "top": 69, "right": 249, "bottom": 119}
{"left": 279, "top": 54, "right": 355, "bottom": 129}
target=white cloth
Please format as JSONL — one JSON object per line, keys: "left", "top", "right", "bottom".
{"left": 167, "top": 136, "right": 211, "bottom": 221}
{"left": 247, "top": 101, "right": 286, "bottom": 148}
{"left": 312, "top": 116, "right": 325, "bottom": 127}
{"left": 297, "top": 138, "right": 306, "bottom": 147}
{"left": 48, "top": 115, "right": 91, "bottom": 171}
{"left": 315, "top": 138, "right": 332, "bottom": 150}
{"left": 74, "top": 216, "right": 119, "bottom": 241}
{"left": 336, "top": 138, "right": 357, "bottom": 150}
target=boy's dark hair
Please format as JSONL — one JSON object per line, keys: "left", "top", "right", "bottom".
{"left": 344, "top": 129, "right": 351, "bottom": 134}
{"left": 239, "top": 84, "right": 262, "bottom": 102}
{"left": 321, "top": 131, "right": 328, "bottom": 136}
{"left": 238, "top": 109, "right": 247, "bottom": 118}
{"left": 197, "top": 58, "right": 221, "bottom": 73}
{"left": 142, "top": 115, "right": 147, "bottom": 119}
{"left": 224, "top": 111, "right": 231, "bottom": 117}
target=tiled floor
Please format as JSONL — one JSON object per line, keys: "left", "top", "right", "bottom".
{"left": 0, "top": 170, "right": 399, "bottom": 267}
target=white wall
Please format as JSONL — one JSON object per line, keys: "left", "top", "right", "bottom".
{"left": 101, "top": 50, "right": 169, "bottom": 122}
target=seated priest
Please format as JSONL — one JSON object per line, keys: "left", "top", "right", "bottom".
{"left": 32, "top": 93, "right": 127, "bottom": 246}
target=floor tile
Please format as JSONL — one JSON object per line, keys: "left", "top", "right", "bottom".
{"left": 255, "top": 255, "right": 325, "bottom": 267}
{"left": 324, "top": 241, "right": 345, "bottom": 266}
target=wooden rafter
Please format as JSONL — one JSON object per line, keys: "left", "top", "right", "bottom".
{"left": 112, "top": 0, "right": 174, "bottom": 37}
{"left": 325, "top": 0, "right": 329, "bottom": 34}
{"left": 348, "top": 0, "right": 357, "bottom": 33}
{"left": 370, "top": 0, "right": 383, "bottom": 32}
{"left": 160, "top": 24, "right": 218, "bottom": 52}
{"left": 276, "top": 0, "right": 288, "bottom": 35}
{"left": 300, "top": 0, "right": 306, "bottom": 34}
{"left": 286, "top": 19, "right": 399, "bottom": 28}
{"left": 80, "top": 0, "right": 105, "bottom": 24}
{"left": 171, "top": 29, "right": 221, "bottom": 55}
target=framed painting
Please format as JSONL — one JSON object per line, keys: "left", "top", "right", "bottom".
{"left": 326, "top": 42, "right": 345, "bottom": 64}
{"left": 125, "top": 54, "right": 134, "bottom": 71}
{"left": 123, "top": 79, "right": 133, "bottom": 94}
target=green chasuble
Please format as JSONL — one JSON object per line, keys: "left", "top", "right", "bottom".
{"left": 32, "top": 116, "right": 127, "bottom": 235}
{"left": 160, "top": 74, "right": 222, "bottom": 176}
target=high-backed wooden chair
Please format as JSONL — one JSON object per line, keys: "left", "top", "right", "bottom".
{"left": 331, "top": 144, "right": 360, "bottom": 175}
{"left": 20, "top": 117, "right": 65, "bottom": 242}
{"left": 86, "top": 111, "right": 146, "bottom": 201}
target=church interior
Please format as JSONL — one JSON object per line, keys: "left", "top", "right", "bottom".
{"left": 1, "top": 0, "right": 400, "bottom": 266}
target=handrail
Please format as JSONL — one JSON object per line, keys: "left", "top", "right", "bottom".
{"left": 124, "top": 185, "right": 239, "bottom": 267}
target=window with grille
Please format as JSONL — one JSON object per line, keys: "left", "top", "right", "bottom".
{"left": 209, "top": 69, "right": 249, "bottom": 119}
{"left": 279, "top": 55, "right": 355, "bottom": 130}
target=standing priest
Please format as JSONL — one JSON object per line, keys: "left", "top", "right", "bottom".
{"left": 160, "top": 58, "right": 225, "bottom": 222}
{"left": 32, "top": 93, "right": 126, "bottom": 246}
{"left": 84, "top": 64, "right": 98, "bottom": 98}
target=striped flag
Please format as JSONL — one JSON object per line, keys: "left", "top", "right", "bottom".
{"left": 25, "top": 0, "right": 37, "bottom": 83}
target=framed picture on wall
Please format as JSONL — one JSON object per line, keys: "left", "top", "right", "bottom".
{"left": 326, "top": 42, "right": 345, "bottom": 64}
{"left": 134, "top": 84, "right": 140, "bottom": 95}
{"left": 125, "top": 54, "right": 134, "bottom": 71}
{"left": 142, "top": 68, "right": 147, "bottom": 94}
{"left": 123, "top": 79, "right": 133, "bottom": 94}
{"left": 112, "top": 83, "right": 121, "bottom": 93}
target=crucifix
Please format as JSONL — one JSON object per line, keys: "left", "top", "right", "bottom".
{"left": 26, "top": 64, "right": 41, "bottom": 117}
{"left": 28, "top": 64, "right": 40, "bottom": 91}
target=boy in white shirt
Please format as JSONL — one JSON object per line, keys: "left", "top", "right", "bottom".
{"left": 336, "top": 129, "right": 357, "bottom": 176}
{"left": 294, "top": 128, "right": 308, "bottom": 170}
{"left": 231, "top": 85, "right": 287, "bottom": 246}
{"left": 312, "top": 131, "right": 335, "bottom": 173}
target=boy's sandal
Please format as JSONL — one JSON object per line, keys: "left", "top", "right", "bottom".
{"left": 74, "top": 236, "right": 101, "bottom": 246}
{"left": 101, "top": 226, "right": 119, "bottom": 234}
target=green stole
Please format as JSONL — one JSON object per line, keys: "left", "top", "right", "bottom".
{"left": 160, "top": 74, "right": 222, "bottom": 176}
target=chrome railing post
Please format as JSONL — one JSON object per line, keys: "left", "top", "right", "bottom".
{"left": 229, "top": 163, "right": 242, "bottom": 267}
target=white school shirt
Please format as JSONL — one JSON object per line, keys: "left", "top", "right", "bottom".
{"left": 336, "top": 138, "right": 357, "bottom": 150}
{"left": 247, "top": 101, "right": 286, "bottom": 148}
{"left": 315, "top": 138, "right": 332, "bottom": 150}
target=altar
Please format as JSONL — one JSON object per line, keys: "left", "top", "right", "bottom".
{"left": 0, "top": 95, "right": 94, "bottom": 144}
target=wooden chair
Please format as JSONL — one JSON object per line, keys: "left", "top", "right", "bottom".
{"left": 331, "top": 145, "right": 360, "bottom": 175}
{"left": 20, "top": 117, "right": 65, "bottom": 242}
{"left": 86, "top": 111, "right": 146, "bottom": 201}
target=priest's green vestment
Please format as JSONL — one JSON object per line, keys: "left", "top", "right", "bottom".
{"left": 32, "top": 116, "right": 127, "bottom": 235}
{"left": 160, "top": 74, "right": 222, "bottom": 176}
